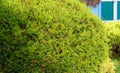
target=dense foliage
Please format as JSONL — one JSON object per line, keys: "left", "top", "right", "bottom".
{"left": 105, "top": 22, "right": 120, "bottom": 58}
{"left": 105, "top": 22, "right": 120, "bottom": 73}
{"left": 0, "top": 0, "right": 110, "bottom": 73}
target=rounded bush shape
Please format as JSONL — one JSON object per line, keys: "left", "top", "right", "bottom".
{"left": 0, "top": 0, "right": 109, "bottom": 73}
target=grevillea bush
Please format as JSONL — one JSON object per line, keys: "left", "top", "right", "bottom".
{"left": 0, "top": 0, "right": 112, "bottom": 73}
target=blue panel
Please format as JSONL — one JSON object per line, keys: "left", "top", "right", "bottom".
{"left": 101, "top": 2, "right": 113, "bottom": 20}
{"left": 91, "top": 6, "right": 99, "bottom": 16}
{"left": 99, "top": 3, "right": 101, "bottom": 18}
{"left": 117, "top": 1, "right": 120, "bottom": 20}
{"left": 91, "top": 3, "right": 101, "bottom": 18}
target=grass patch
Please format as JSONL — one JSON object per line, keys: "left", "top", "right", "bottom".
{"left": 114, "top": 58, "right": 120, "bottom": 73}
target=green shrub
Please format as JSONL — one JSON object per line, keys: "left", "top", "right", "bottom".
{"left": 114, "top": 58, "right": 120, "bottom": 73}
{"left": 0, "top": 0, "right": 110, "bottom": 73}
{"left": 105, "top": 22, "right": 120, "bottom": 58}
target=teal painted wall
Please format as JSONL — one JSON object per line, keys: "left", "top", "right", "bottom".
{"left": 117, "top": 1, "right": 120, "bottom": 19}
{"left": 91, "top": 1, "right": 120, "bottom": 21}
{"left": 101, "top": 2, "right": 113, "bottom": 20}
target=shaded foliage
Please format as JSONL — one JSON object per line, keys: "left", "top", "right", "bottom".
{"left": 80, "top": 0, "right": 101, "bottom": 7}
{"left": 105, "top": 22, "right": 120, "bottom": 58}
